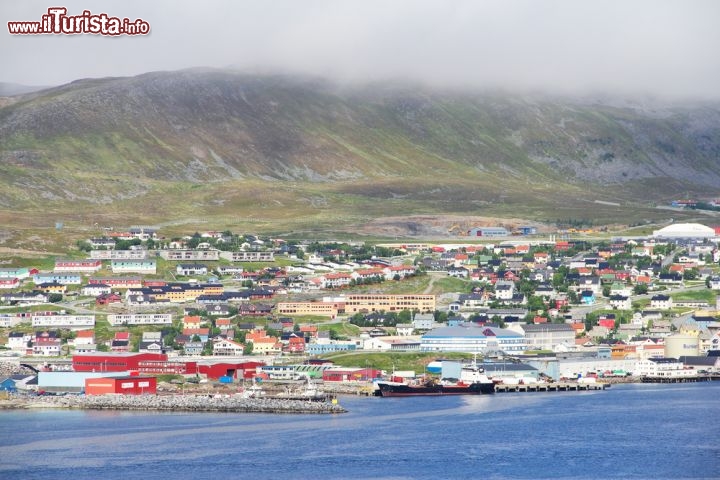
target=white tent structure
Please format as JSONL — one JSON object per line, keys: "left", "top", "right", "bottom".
{"left": 653, "top": 223, "right": 716, "bottom": 239}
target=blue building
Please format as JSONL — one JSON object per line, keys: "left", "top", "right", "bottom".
{"left": 0, "top": 377, "right": 17, "bottom": 393}
{"left": 33, "top": 273, "right": 82, "bottom": 285}
{"left": 420, "top": 325, "right": 526, "bottom": 353}
{"left": 305, "top": 343, "right": 356, "bottom": 355}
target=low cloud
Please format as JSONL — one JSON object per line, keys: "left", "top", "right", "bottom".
{"left": 3, "top": 0, "right": 720, "bottom": 99}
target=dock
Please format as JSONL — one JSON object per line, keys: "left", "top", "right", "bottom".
{"left": 494, "top": 382, "right": 607, "bottom": 393}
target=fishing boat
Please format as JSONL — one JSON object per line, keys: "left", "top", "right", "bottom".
{"left": 376, "top": 362, "right": 495, "bottom": 397}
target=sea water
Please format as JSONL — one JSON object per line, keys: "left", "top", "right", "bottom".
{"left": 1, "top": 382, "right": 718, "bottom": 479}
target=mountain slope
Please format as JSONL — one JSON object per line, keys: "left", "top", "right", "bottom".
{"left": 0, "top": 69, "right": 718, "bottom": 228}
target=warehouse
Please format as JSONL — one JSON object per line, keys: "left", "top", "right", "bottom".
{"left": 468, "top": 227, "right": 509, "bottom": 237}
{"left": 72, "top": 352, "right": 168, "bottom": 372}
{"left": 85, "top": 376, "right": 157, "bottom": 395}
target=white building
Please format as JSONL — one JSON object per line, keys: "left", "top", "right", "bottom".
{"left": 609, "top": 295, "right": 632, "bottom": 310}
{"left": 212, "top": 338, "right": 245, "bottom": 356}
{"left": 31, "top": 314, "right": 95, "bottom": 329}
{"left": 494, "top": 280, "right": 516, "bottom": 300}
{"left": 650, "top": 295, "right": 673, "bottom": 310}
{"left": 653, "top": 223, "right": 716, "bottom": 239}
{"left": 221, "top": 251, "right": 275, "bottom": 262}
{"left": 515, "top": 323, "right": 575, "bottom": 351}
{"left": 111, "top": 260, "right": 156, "bottom": 274}
{"left": 107, "top": 314, "right": 173, "bottom": 326}
{"left": 635, "top": 358, "right": 697, "bottom": 378}
{"left": 81, "top": 284, "right": 112, "bottom": 297}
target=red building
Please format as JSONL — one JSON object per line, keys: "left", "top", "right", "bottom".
{"left": 198, "top": 361, "right": 265, "bottom": 380}
{"left": 73, "top": 352, "right": 168, "bottom": 372}
{"left": 285, "top": 336, "right": 306, "bottom": 354}
{"left": 85, "top": 375, "right": 157, "bottom": 395}
{"left": 54, "top": 259, "right": 102, "bottom": 272}
{"left": 138, "top": 360, "right": 198, "bottom": 376}
{"left": 96, "top": 293, "right": 122, "bottom": 305}
{"left": 0, "top": 278, "right": 20, "bottom": 289}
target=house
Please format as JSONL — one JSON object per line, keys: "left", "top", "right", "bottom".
{"left": 176, "top": 264, "right": 208, "bottom": 276}
{"left": 709, "top": 276, "right": 720, "bottom": 290}
{"left": 658, "top": 273, "right": 683, "bottom": 285}
{"left": 494, "top": 280, "right": 516, "bottom": 300}
{"left": 139, "top": 332, "right": 164, "bottom": 354}
{"left": 6, "top": 332, "right": 31, "bottom": 352}
{"left": 183, "top": 328, "right": 210, "bottom": 343}
{"left": 35, "top": 282, "right": 67, "bottom": 294}
{"left": 212, "top": 338, "right": 245, "bottom": 356}
{"left": 412, "top": 314, "right": 435, "bottom": 330}
{"left": 205, "top": 304, "right": 232, "bottom": 316}
{"left": 184, "top": 341, "right": 205, "bottom": 356}
{"left": 609, "top": 295, "right": 632, "bottom": 310}
{"left": 96, "top": 293, "right": 122, "bottom": 305}
{"left": 183, "top": 315, "right": 203, "bottom": 329}
{"left": 251, "top": 336, "right": 282, "bottom": 355}
{"left": 72, "top": 330, "right": 96, "bottom": 347}
{"left": 650, "top": 295, "right": 673, "bottom": 310}
{"left": 284, "top": 335, "right": 306, "bottom": 354}
{"left": 82, "top": 284, "right": 112, "bottom": 297}
{"left": 396, "top": 324, "right": 415, "bottom": 336}
{"left": 580, "top": 291, "right": 596, "bottom": 305}
{"left": 0, "top": 377, "right": 17, "bottom": 393}
{"left": 32, "top": 330, "right": 61, "bottom": 356}
{"left": 111, "top": 332, "right": 131, "bottom": 352}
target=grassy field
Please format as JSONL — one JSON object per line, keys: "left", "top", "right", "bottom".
{"left": 671, "top": 289, "right": 718, "bottom": 303}
{"left": 317, "top": 322, "right": 361, "bottom": 338}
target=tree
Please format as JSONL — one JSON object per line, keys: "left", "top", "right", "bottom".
{"left": 633, "top": 284, "right": 648, "bottom": 295}
{"left": 243, "top": 342, "right": 254, "bottom": 355}
{"left": 398, "top": 310, "right": 412, "bottom": 323}
{"left": 602, "top": 286, "right": 611, "bottom": 298}
{"left": 48, "top": 293, "right": 63, "bottom": 303}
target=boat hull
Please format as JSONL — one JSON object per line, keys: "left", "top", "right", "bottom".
{"left": 376, "top": 382, "right": 495, "bottom": 397}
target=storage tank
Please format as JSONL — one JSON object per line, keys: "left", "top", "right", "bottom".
{"left": 664, "top": 334, "right": 699, "bottom": 358}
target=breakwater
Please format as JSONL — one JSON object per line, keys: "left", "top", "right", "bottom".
{"left": 0, "top": 394, "right": 346, "bottom": 414}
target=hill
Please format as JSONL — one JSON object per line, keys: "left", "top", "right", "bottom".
{"left": 1, "top": 69, "right": 719, "bottom": 240}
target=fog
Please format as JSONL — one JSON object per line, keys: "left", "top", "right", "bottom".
{"left": 3, "top": 0, "right": 720, "bottom": 99}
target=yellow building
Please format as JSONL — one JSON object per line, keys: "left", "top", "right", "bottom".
{"left": 250, "top": 337, "right": 282, "bottom": 355}
{"left": 344, "top": 294, "right": 435, "bottom": 314}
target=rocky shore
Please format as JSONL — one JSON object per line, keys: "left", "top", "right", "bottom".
{"left": 0, "top": 394, "right": 347, "bottom": 414}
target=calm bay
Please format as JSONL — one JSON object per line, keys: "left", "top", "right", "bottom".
{"left": 1, "top": 382, "right": 718, "bottom": 479}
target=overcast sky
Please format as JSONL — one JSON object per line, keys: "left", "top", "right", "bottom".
{"left": 3, "top": 0, "right": 720, "bottom": 99}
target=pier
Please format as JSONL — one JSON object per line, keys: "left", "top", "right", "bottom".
{"left": 493, "top": 382, "right": 607, "bottom": 393}
{"left": 0, "top": 393, "right": 347, "bottom": 414}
